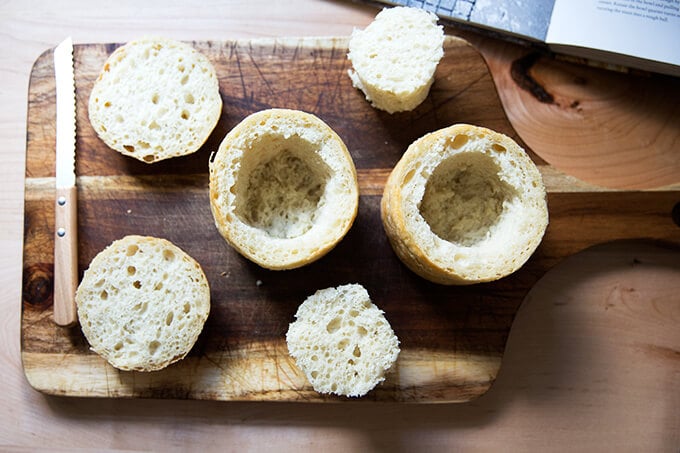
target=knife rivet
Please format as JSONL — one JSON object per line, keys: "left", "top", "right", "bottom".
{"left": 58, "top": 196, "right": 66, "bottom": 206}
{"left": 57, "top": 228, "right": 66, "bottom": 237}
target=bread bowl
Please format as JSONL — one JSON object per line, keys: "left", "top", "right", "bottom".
{"left": 381, "top": 124, "right": 549, "bottom": 284}
{"left": 209, "top": 109, "right": 359, "bottom": 270}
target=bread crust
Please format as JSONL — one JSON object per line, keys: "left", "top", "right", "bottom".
{"left": 209, "top": 109, "right": 359, "bottom": 270}
{"left": 88, "top": 37, "right": 222, "bottom": 163}
{"left": 381, "top": 124, "right": 549, "bottom": 285}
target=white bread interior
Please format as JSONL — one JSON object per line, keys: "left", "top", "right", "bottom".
{"left": 75, "top": 235, "right": 210, "bottom": 371}
{"left": 347, "top": 6, "right": 444, "bottom": 113}
{"left": 286, "top": 283, "right": 400, "bottom": 397}
{"left": 88, "top": 37, "right": 222, "bottom": 163}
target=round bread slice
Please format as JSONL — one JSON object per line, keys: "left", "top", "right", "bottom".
{"left": 209, "top": 108, "right": 359, "bottom": 270}
{"left": 286, "top": 284, "right": 400, "bottom": 397}
{"left": 75, "top": 235, "right": 210, "bottom": 371}
{"left": 88, "top": 37, "right": 222, "bottom": 163}
{"left": 381, "top": 124, "right": 549, "bottom": 285}
{"left": 347, "top": 6, "right": 444, "bottom": 113}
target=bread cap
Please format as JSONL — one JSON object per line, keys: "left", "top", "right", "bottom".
{"left": 209, "top": 109, "right": 359, "bottom": 270}
{"left": 75, "top": 235, "right": 210, "bottom": 371}
{"left": 286, "top": 284, "right": 400, "bottom": 397}
{"left": 88, "top": 37, "right": 222, "bottom": 163}
{"left": 381, "top": 124, "right": 549, "bottom": 285}
{"left": 347, "top": 7, "right": 444, "bottom": 113}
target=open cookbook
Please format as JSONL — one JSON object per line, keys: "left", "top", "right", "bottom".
{"left": 370, "top": 0, "right": 680, "bottom": 77}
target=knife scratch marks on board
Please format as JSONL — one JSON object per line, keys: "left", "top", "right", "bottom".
{"left": 329, "top": 44, "right": 350, "bottom": 114}
{"left": 421, "top": 70, "right": 489, "bottom": 121}
{"left": 248, "top": 44, "right": 275, "bottom": 95}
{"left": 292, "top": 42, "right": 300, "bottom": 62}
{"left": 309, "top": 45, "right": 347, "bottom": 116}
{"left": 328, "top": 44, "right": 337, "bottom": 71}
{"left": 231, "top": 43, "right": 249, "bottom": 102}
{"left": 248, "top": 52, "right": 274, "bottom": 97}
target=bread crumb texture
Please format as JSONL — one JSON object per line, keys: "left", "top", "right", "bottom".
{"left": 88, "top": 37, "right": 222, "bottom": 163}
{"left": 286, "top": 284, "right": 400, "bottom": 397}
{"left": 347, "top": 6, "right": 444, "bottom": 113}
{"left": 381, "top": 124, "right": 549, "bottom": 284}
{"left": 209, "top": 109, "right": 359, "bottom": 270}
{"left": 75, "top": 235, "right": 210, "bottom": 371}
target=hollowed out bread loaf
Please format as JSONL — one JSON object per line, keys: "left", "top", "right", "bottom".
{"left": 381, "top": 124, "right": 549, "bottom": 285}
{"left": 75, "top": 235, "right": 210, "bottom": 371}
{"left": 88, "top": 37, "right": 222, "bottom": 163}
{"left": 347, "top": 7, "right": 444, "bottom": 113}
{"left": 209, "top": 109, "right": 359, "bottom": 270}
{"left": 286, "top": 284, "right": 400, "bottom": 397}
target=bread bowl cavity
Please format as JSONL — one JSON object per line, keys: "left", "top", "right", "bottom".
{"left": 381, "top": 124, "right": 549, "bottom": 285}
{"left": 209, "top": 109, "right": 359, "bottom": 270}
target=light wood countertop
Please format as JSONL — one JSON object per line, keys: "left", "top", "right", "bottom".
{"left": 2, "top": 1, "right": 679, "bottom": 450}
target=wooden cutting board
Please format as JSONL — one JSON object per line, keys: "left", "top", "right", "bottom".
{"left": 21, "top": 36, "right": 680, "bottom": 402}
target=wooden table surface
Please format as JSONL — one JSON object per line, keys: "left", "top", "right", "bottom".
{"left": 2, "top": 1, "right": 679, "bottom": 450}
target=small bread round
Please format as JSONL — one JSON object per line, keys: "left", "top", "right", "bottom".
{"left": 75, "top": 235, "right": 210, "bottom": 371}
{"left": 88, "top": 37, "right": 222, "bottom": 163}
{"left": 347, "top": 7, "right": 444, "bottom": 113}
{"left": 286, "top": 284, "right": 400, "bottom": 397}
{"left": 209, "top": 108, "right": 359, "bottom": 270}
{"left": 381, "top": 124, "right": 549, "bottom": 285}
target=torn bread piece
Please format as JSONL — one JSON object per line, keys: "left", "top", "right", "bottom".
{"left": 286, "top": 284, "right": 400, "bottom": 397}
{"left": 347, "top": 7, "right": 444, "bottom": 113}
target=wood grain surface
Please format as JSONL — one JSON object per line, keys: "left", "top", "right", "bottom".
{"left": 21, "top": 36, "right": 680, "bottom": 402}
{"left": 454, "top": 34, "right": 680, "bottom": 191}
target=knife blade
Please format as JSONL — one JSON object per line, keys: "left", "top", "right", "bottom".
{"left": 53, "top": 37, "right": 78, "bottom": 327}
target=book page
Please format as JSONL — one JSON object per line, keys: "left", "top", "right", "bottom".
{"left": 546, "top": 0, "right": 680, "bottom": 66}
{"left": 377, "top": 0, "right": 556, "bottom": 41}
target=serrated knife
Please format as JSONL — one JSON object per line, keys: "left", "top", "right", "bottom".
{"left": 53, "top": 37, "right": 78, "bottom": 327}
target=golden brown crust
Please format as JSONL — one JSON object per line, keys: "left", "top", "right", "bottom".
{"left": 209, "top": 109, "right": 359, "bottom": 270}
{"left": 381, "top": 124, "right": 549, "bottom": 285}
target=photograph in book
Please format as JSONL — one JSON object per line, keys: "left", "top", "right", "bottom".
{"left": 371, "top": 0, "right": 680, "bottom": 76}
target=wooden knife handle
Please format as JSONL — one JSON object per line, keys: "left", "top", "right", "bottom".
{"left": 54, "top": 186, "right": 78, "bottom": 327}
